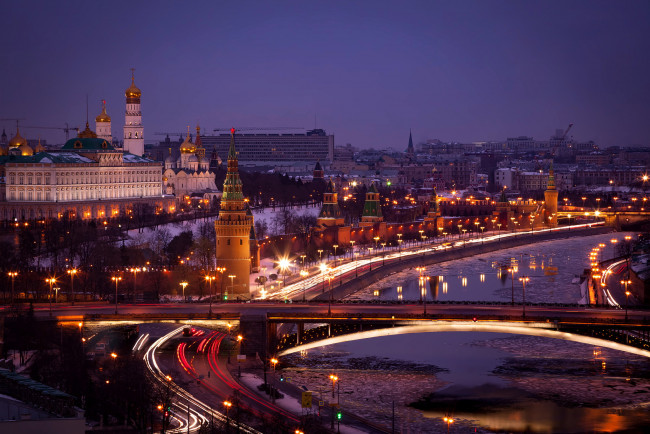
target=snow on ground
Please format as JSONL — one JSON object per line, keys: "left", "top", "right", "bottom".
{"left": 125, "top": 204, "right": 320, "bottom": 248}
{"left": 238, "top": 372, "right": 368, "bottom": 434}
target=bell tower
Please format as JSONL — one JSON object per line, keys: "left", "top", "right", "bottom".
{"left": 215, "top": 129, "right": 253, "bottom": 297}
{"left": 123, "top": 68, "right": 144, "bottom": 156}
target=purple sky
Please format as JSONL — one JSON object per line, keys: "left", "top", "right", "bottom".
{"left": 2, "top": 1, "right": 650, "bottom": 149}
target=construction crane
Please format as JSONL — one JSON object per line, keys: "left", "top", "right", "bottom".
{"left": 560, "top": 123, "right": 574, "bottom": 140}
{"left": 22, "top": 123, "right": 80, "bottom": 141}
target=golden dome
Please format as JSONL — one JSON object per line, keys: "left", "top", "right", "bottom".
{"left": 78, "top": 122, "right": 98, "bottom": 138}
{"left": 125, "top": 69, "right": 141, "bottom": 99}
{"left": 179, "top": 127, "right": 196, "bottom": 154}
{"left": 19, "top": 143, "right": 34, "bottom": 156}
{"left": 8, "top": 127, "right": 27, "bottom": 148}
{"left": 34, "top": 139, "right": 45, "bottom": 153}
{"left": 96, "top": 100, "right": 111, "bottom": 123}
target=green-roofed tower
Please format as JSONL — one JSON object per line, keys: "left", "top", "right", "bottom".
{"left": 361, "top": 182, "right": 383, "bottom": 223}
{"left": 215, "top": 128, "right": 254, "bottom": 296}
{"left": 317, "top": 178, "right": 344, "bottom": 227}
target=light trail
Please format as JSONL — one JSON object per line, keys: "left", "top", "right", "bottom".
{"left": 278, "top": 322, "right": 650, "bottom": 359}
{"left": 601, "top": 259, "right": 627, "bottom": 307}
{"left": 143, "top": 327, "right": 259, "bottom": 433}
{"left": 262, "top": 222, "right": 606, "bottom": 301}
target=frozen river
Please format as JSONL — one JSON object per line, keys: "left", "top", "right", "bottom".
{"left": 347, "top": 232, "right": 634, "bottom": 305}
{"left": 284, "top": 232, "right": 650, "bottom": 433}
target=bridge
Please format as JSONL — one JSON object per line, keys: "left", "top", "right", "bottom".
{"left": 17, "top": 302, "right": 650, "bottom": 361}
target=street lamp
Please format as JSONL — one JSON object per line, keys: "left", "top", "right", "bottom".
{"left": 507, "top": 267, "right": 516, "bottom": 304}
{"left": 67, "top": 268, "right": 78, "bottom": 305}
{"left": 621, "top": 280, "right": 632, "bottom": 321}
{"left": 317, "top": 249, "right": 324, "bottom": 263}
{"left": 205, "top": 275, "right": 216, "bottom": 316}
{"left": 46, "top": 277, "right": 57, "bottom": 316}
{"left": 443, "top": 416, "right": 454, "bottom": 434}
{"left": 130, "top": 267, "right": 141, "bottom": 303}
{"left": 223, "top": 400, "right": 232, "bottom": 429}
{"left": 519, "top": 276, "right": 530, "bottom": 318}
{"left": 270, "top": 357, "right": 279, "bottom": 403}
{"left": 278, "top": 257, "right": 290, "bottom": 287}
{"left": 179, "top": 281, "right": 188, "bottom": 302}
{"left": 349, "top": 240, "right": 355, "bottom": 260}
{"left": 216, "top": 267, "right": 226, "bottom": 301}
{"left": 7, "top": 272, "right": 18, "bottom": 306}
{"left": 300, "top": 269, "right": 309, "bottom": 302}
{"left": 228, "top": 275, "right": 236, "bottom": 299}
{"left": 111, "top": 276, "right": 122, "bottom": 314}
{"left": 333, "top": 245, "right": 339, "bottom": 266}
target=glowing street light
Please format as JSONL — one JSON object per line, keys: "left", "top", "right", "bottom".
{"left": 205, "top": 274, "right": 216, "bottom": 316}
{"left": 443, "top": 416, "right": 454, "bottom": 433}
{"left": 67, "top": 268, "right": 78, "bottom": 305}
{"left": 111, "top": 276, "right": 122, "bottom": 314}
{"left": 46, "top": 277, "right": 57, "bottom": 315}
{"left": 179, "top": 281, "right": 188, "bottom": 302}
{"left": 621, "top": 279, "right": 632, "bottom": 321}
{"left": 519, "top": 276, "right": 530, "bottom": 318}
{"left": 278, "top": 257, "right": 290, "bottom": 287}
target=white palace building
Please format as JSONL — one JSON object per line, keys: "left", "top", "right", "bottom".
{"left": 0, "top": 72, "right": 175, "bottom": 222}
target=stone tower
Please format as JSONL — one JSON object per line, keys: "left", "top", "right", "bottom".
{"left": 360, "top": 182, "right": 383, "bottom": 224}
{"left": 544, "top": 163, "right": 558, "bottom": 227}
{"left": 123, "top": 69, "right": 144, "bottom": 156}
{"left": 215, "top": 129, "right": 253, "bottom": 297}
{"left": 317, "top": 178, "right": 344, "bottom": 227}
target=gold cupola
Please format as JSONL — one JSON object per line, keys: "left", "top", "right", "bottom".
{"left": 8, "top": 127, "right": 27, "bottom": 148}
{"left": 125, "top": 68, "right": 141, "bottom": 103}
{"left": 179, "top": 126, "right": 196, "bottom": 154}
{"left": 96, "top": 100, "right": 111, "bottom": 123}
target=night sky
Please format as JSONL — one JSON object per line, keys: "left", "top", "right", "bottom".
{"left": 2, "top": 1, "right": 650, "bottom": 148}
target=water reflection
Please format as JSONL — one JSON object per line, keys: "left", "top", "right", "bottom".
{"left": 355, "top": 233, "right": 633, "bottom": 304}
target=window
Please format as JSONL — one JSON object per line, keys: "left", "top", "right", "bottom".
{"left": 227, "top": 239, "right": 230, "bottom": 246}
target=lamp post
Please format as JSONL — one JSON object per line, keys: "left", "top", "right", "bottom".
{"left": 205, "top": 275, "right": 216, "bottom": 316}
{"left": 8, "top": 272, "right": 18, "bottom": 306}
{"left": 130, "top": 267, "right": 141, "bottom": 303}
{"left": 327, "top": 274, "right": 334, "bottom": 316}
{"left": 278, "top": 257, "right": 290, "bottom": 288}
{"left": 228, "top": 275, "right": 236, "bottom": 299}
{"left": 111, "top": 276, "right": 122, "bottom": 314}
{"left": 46, "top": 277, "right": 57, "bottom": 316}
{"left": 381, "top": 242, "right": 386, "bottom": 266}
{"left": 443, "top": 416, "right": 454, "bottom": 434}
{"left": 67, "top": 268, "right": 78, "bottom": 305}
{"left": 223, "top": 400, "right": 232, "bottom": 431}
{"left": 621, "top": 279, "right": 632, "bottom": 321}
{"left": 216, "top": 267, "right": 226, "bottom": 301}
{"left": 329, "top": 374, "right": 339, "bottom": 430}
{"left": 317, "top": 249, "right": 323, "bottom": 263}
{"left": 300, "top": 270, "right": 309, "bottom": 302}
{"left": 507, "top": 267, "right": 516, "bottom": 305}
{"left": 333, "top": 245, "right": 339, "bottom": 266}
{"left": 349, "top": 240, "right": 355, "bottom": 260}
{"left": 397, "top": 233, "right": 403, "bottom": 258}
{"left": 179, "top": 281, "right": 188, "bottom": 302}
{"left": 519, "top": 276, "right": 530, "bottom": 318}
{"left": 270, "top": 357, "right": 278, "bottom": 403}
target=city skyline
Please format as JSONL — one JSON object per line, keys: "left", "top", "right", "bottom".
{"left": 2, "top": 1, "right": 650, "bottom": 148}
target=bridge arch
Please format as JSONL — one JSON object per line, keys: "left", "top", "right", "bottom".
{"left": 278, "top": 322, "right": 650, "bottom": 359}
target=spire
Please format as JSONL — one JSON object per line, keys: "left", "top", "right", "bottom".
{"left": 547, "top": 162, "right": 556, "bottom": 190}
{"left": 228, "top": 128, "right": 237, "bottom": 160}
{"left": 195, "top": 124, "right": 203, "bottom": 148}
{"left": 407, "top": 129, "right": 415, "bottom": 157}
{"left": 222, "top": 128, "right": 243, "bottom": 202}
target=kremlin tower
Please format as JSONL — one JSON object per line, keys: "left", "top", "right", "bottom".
{"left": 95, "top": 100, "right": 112, "bottom": 142}
{"left": 123, "top": 69, "right": 144, "bottom": 156}
{"left": 215, "top": 129, "right": 255, "bottom": 297}
{"left": 544, "top": 163, "right": 559, "bottom": 227}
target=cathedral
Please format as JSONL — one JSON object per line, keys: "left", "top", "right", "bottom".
{"left": 162, "top": 125, "right": 219, "bottom": 199}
